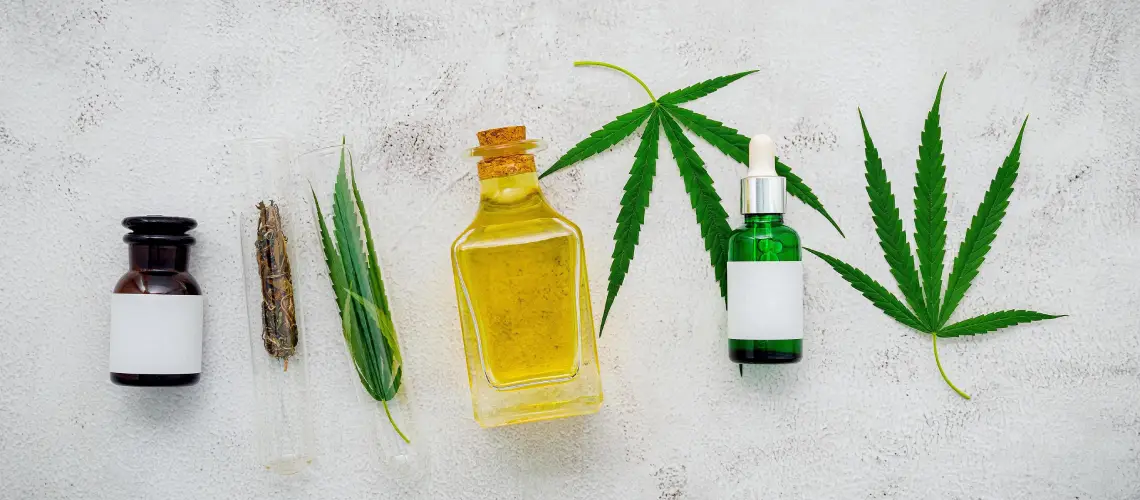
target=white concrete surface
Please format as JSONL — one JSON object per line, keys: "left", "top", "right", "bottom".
{"left": 2, "top": 0, "right": 1138, "bottom": 498}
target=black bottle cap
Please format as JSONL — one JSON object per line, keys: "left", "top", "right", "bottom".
{"left": 122, "top": 216, "right": 197, "bottom": 245}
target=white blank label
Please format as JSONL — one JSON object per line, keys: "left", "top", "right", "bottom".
{"left": 109, "top": 294, "right": 204, "bottom": 374}
{"left": 727, "top": 261, "right": 803, "bottom": 341}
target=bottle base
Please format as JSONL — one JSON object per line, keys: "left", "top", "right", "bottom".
{"left": 110, "top": 372, "right": 200, "bottom": 387}
{"left": 729, "top": 339, "right": 802, "bottom": 364}
{"left": 475, "top": 394, "right": 603, "bottom": 428}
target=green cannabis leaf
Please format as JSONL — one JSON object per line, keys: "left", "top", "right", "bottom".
{"left": 857, "top": 110, "right": 928, "bottom": 329}
{"left": 600, "top": 109, "right": 660, "bottom": 332}
{"left": 809, "top": 76, "right": 1064, "bottom": 399}
{"left": 664, "top": 104, "right": 844, "bottom": 237}
{"left": 660, "top": 111, "right": 734, "bottom": 299}
{"left": 312, "top": 140, "right": 409, "bottom": 443}
{"left": 542, "top": 61, "right": 843, "bottom": 335}
{"left": 804, "top": 248, "right": 925, "bottom": 332}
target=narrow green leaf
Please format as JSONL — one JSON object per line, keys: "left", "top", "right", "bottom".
{"left": 940, "top": 118, "right": 1028, "bottom": 325}
{"left": 311, "top": 188, "right": 348, "bottom": 311}
{"left": 316, "top": 181, "right": 389, "bottom": 399}
{"left": 660, "top": 104, "right": 747, "bottom": 163}
{"left": 384, "top": 317, "right": 402, "bottom": 394}
{"left": 658, "top": 70, "right": 759, "bottom": 105}
{"left": 340, "top": 292, "right": 381, "bottom": 400}
{"left": 392, "top": 366, "right": 403, "bottom": 397}
{"left": 330, "top": 148, "right": 396, "bottom": 402}
{"left": 350, "top": 165, "right": 391, "bottom": 316}
{"left": 775, "top": 158, "right": 845, "bottom": 236}
{"left": 659, "top": 111, "right": 732, "bottom": 299}
{"left": 937, "top": 309, "right": 1064, "bottom": 338}
{"left": 805, "top": 248, "right": 926, "bottom": 331}
{"left": 664, "top": 104, "right": 845, "bottom": 237}
{"left": 540, "top": 103, "right": 654, "bottom": 179}
{"left": 347, "top": 154, "right": 405, "bottom": 394}
{"left": 331, "top": 149, "right": 372, "bottom": 308}
{"left": 315, "top": 144, "right": 407, "bottom": 439}
{"left": 347, "top": 289, "right": 403, "bottom": 389}
{"left": 859, "top": 110, "right": 929, "bottom": 330}
{"left": 600, "top": 109, "right": 661, "bottom": 335}
{"left": 914, "top": 75, "right": 949, "bottom": 330}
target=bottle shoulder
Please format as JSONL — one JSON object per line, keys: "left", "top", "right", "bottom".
{"left": 114, "top": 271, "right": 202, "bottom": 295}
{"left": 729, "top": 222, "right": 800, "bottom": 240}
{"left": 728, "top": 222, "right": 802, "bottom": 261}
{"left": 453, "top": 213, "right": 582, "bottom": 253}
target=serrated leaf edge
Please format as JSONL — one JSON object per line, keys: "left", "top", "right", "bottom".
{"left": 913, "top": 75, "right": 949, "bottom": 329}
{"left": 663, "top": 104, "right": 845, "bottom": 237}
{"left": 658, "top": 70, "right": 759, "bottom": 105}
{"left": 540, "top": 103, "right": 654, "bottom": 179}
{"left": 859, "top": 109, "right": 930, "bottom": 330}
{"left": 659, "top": 111, "right": 732, "bottom": 299}
{"left": 599, "top": 109, "right": 661, "bottom": 335}
{"left": 937, "top": 309, "right": 1064, "bottom": 338}
{"left": 940, "top": 118, "right": 1028, "bottom": 326}
{"left": 805, "top": 248, "right": 925, "bottom": 331}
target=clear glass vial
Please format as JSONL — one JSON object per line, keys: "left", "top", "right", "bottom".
{"left": 295, "top": 142, "right": 424, "bottom": 481}
{"left": 451, "top": 126, "right": 603, "bottom": 427}
{"left": 235, "top": 138, "right": 317, "bottom": 474}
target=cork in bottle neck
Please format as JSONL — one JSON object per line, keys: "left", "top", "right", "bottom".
{"left": 471, "top": 126, "right": 541, "bottom": 180}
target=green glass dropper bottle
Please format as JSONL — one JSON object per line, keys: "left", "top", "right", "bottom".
{"left": 727, "top": 134, "right": 803, "bottom": 364}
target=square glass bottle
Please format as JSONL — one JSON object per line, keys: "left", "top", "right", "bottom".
{"left": 451, "top": 126, "right": 603, "bottom": 427}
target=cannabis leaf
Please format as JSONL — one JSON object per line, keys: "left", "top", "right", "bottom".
{"left": 940, "top": 119, "right": 1027, "bottom": 326}
{"left": 809, "top": 76, "right": 1064, "bottom": 399}
{"left": 311, "top": 140, "right": 409, "bottom": 443}
{"left": 658, "top": 71, "right": 758, "bottom": 105}
{"left": 541, "top": 61, "right": 842, "bottom": 335}
{"left": 660, "top": 110, "right": 733, "bottom": 299}
{"left": 600, "top": 109, "right": 660, "bottom": 333}
{"left": 913, "top": 76, "right": 949, "bottom": 329}
{"left": 665, "top": 104, "right": 844, "bottom": 237}
{"left": 804, "top": 248, "right": 925, "bottom": 332}
{"left": 858, "top": 110, "right": 927, "bottom": 328}
{"left": 543, "top": 104, "right": 654, "bottom": 179}
{"left": 938, "top": 310, "right": 1064, "bottom": 338}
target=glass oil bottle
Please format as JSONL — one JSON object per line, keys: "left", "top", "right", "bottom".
{"left": 451, "top": 126, "right": 603, "bottom": 427}
{"left": 727, "top": 134, "right": 804, "bottom": 363}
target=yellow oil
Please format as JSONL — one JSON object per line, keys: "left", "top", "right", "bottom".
{"left": 451, "top": 128, "right": 603, "bottom": 427}
{"left": 452, "top": 173, "right": 584, "bottom": 389}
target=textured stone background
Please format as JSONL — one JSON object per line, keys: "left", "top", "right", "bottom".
{"left": 2, "top": 0, "right": 1138, "bottom": 498}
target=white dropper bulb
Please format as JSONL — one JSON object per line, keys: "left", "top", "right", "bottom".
{"left": 747, "top": 134, "right": 777, "bottom": 177}
{"left": 740, "top": 133, "right": 786, "bottom": 214}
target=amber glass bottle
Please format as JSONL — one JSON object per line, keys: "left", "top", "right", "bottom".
{"left": 109, "top": 216, "right": 204, "bottom": 386}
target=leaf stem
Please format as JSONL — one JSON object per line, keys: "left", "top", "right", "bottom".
{"left": 382, "top": 399, "right": 411, "bottom": 444}
{"left": 575, "top": 61, "right": 656, "bottom": 103}
{"left": 932, "top": 333, "right": 971, "bottom": 400}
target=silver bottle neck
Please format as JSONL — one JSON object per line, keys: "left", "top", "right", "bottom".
{"left": 741, "top": 176, "right": 786, "bottom": 214}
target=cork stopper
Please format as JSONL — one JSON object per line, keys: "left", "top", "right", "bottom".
{"left": 477, "top": 126, "right": 527, "bottom": 146}
{"left": 473, "top": 126, "right": 538, "bottom": 180}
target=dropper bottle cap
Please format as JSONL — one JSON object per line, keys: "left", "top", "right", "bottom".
{"left": 740, "top": 134, "right": 786, "bottom": 214}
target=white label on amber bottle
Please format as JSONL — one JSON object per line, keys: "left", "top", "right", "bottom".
{"left": 109, "top": 294, "right": 204, "bottom": 374}
{"left": 727, "top": 261, "right": 803, "bottom": 341}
